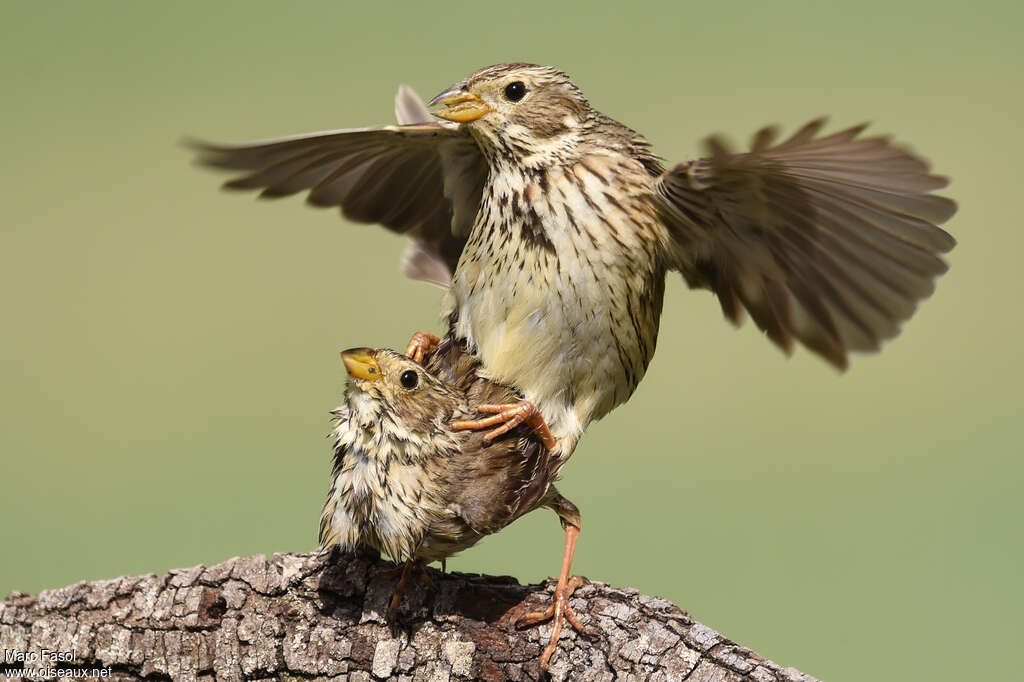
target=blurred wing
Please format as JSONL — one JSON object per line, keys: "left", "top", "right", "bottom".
{"left": 394, "top": 83, "right": 432, "bottom": 125}
{"left": 189, "top": 87, "right": 488, "bottom": 286}
{"left": 656, "top": 119, "right": 957, "bottom": 369}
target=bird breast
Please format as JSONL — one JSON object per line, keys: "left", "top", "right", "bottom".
{"left": 321, "top": 409, "right": 457, "bottom": 562}
{"left": 444, "top": 153, "right": 670, "bottom": 454}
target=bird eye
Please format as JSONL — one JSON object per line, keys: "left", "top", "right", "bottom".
{"left": 504, "top": 81, "right": 527, "bottom": 102}
{"left": 400, "top": 370, "right": 419, "bottom": 389}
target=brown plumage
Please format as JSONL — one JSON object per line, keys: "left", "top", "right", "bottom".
{"left": 657, "top": 121, "right": 956, "bottom": 368}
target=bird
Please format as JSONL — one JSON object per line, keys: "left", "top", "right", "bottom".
{"left": 192, "top": 63, "right": 957, "bottom": 666}
{"left": 320, "top": 338, "right": 582, "bottom": 668}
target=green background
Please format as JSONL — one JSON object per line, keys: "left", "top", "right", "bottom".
{"left": 2, "top": 2, "right": 1020, "bottom": 680}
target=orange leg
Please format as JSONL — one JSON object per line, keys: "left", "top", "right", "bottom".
{"left": 375, "top": 564, "right": 406, "bottom": 580}
{"left": 517, "top": 494, "right": 586, "bottom": 671}
{"left": 451, "top": 400, "right": 557, "bottom": 451}
{"left": 378, "top": 559, "right": 432, "bottom": 621}
{"left": 386, "top": 560, "right": 416, "bottom": 621}
{"left": 404, "top": 331, "right": 440, "bottom": 364}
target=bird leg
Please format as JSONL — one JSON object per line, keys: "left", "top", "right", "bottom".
{"left": 451, "top": 400, "right": 557, "bottom": 451}
{"left": 376, "top": 559, "right": 431, "bottom": 621}
{"left": 374, "top": 564, "right": 406, "bottom": 580}
{"left": 516, "top": 493, "right": 587, "bottom": 672}
{"left": 404, "top": 331, "right": 440, "bottom": 364}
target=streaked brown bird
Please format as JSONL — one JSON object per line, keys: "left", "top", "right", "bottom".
{"left": 194, "top": 63, "right": 957, "bottom": 666}
{"left": 321, "top": 338, "right": 582, "bottom": 668}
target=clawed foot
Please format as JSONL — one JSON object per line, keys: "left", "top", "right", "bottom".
{"left": 451, "top": 400, "right": 557, "bottom": 451}
{"left": 517, "top": 576, "right": 588, "bottom": 671}
{"left": 374, "top": 560, "right": 432, "bottom": 621}
{"left": 404, "top": 331, "right": 440, "bottom": 364}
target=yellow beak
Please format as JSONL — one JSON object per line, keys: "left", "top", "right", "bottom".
{"left": 430, "top": 90, "right": 492, "bottom": 123}
{"left": 341, "top": 348, "right": 381, "bottom": 382}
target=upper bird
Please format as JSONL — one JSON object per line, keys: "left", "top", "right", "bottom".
{"left": 192, "top": 63, "right": 957, "bottom": 459}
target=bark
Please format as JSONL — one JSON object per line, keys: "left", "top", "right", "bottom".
{"left": 0, "top": 551, "right": 821, "bottom": 682}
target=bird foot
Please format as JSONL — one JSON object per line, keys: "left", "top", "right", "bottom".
{"left": 375, "top": 560, "right": 431, "bottom": 621}
{"left": 517, "top": 576, "right": 588, "bottom": 671}
{"left": 451, "top": 400, "right": 557, "bottom": 451}
{"left": 404, "top": 331, "right": 440, "bottom": 364}
{"left": 375, "top": 564, "right": 431, "bottom": 585}
{"left": 374, "top": 565, "right": 406, "bottom": 580}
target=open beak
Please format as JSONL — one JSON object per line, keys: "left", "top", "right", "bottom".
{"left": 429, "top": 84, "right": 492, "bottom": 123}
{"left": 341, "top": 348, "right": 381, "bottom": 382}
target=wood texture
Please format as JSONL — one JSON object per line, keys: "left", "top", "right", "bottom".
{"left": 0, "top": 551, "right": 821, "bottom": 682}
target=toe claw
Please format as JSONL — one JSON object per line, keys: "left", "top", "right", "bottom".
{"left": 449, "top": 400, "right": 557, "bottom": 451}
{"left": 404, "top": 331, "right": 440, "bottom": 363}
{"left": 380, "top": 559, "right": 430, "bottom": 622}
{"left": 373, "top": 565, "right": 405, "bottom": 581}
{"left": 516, "top": 575, "right": 587, "bottom": 671}
{"left": 565, "top": 606, "right": 588, "bottom": 637}
{"left": 515, "top": 605, "right": 554, "bottom": 629}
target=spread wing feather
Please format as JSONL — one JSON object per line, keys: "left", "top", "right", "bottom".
{"left": 656, "top": 119, "right": 956, "bottom": 369}
{"left": 189, "top": 88, "right": 488, "bottom": 285}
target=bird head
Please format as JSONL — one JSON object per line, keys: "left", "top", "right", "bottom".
{"left": 429, "top": 63, "right": 591, "bottom": 167}
{"left": 340, "top": 347, "right": 463, "bottom": 436}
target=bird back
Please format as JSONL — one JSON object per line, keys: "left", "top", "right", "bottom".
{"left": 424, "top": 337, "right": 560, "bottom": 534}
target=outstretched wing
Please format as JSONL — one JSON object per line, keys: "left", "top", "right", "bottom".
{"left": 655, "top": 119, "right": 957, "bottom": 369}
{"left": 189, "top": 87, "right": 489, "bottom": 286}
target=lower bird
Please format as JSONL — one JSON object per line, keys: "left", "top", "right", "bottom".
{"left": 320, "top": 337, "right": 583, "bottom": 669}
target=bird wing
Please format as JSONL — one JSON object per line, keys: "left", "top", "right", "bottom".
{"left": 654, "top": 119, "right": 957, "bottom": 369}
{"left": 189, "top": 87, "right": 488, "bottom": 287}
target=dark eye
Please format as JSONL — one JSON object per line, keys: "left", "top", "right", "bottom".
{"left": 400, "top": 370, "right": 419, "bottom": 389}
{"left": 504, "top": 81, "right": 526, "bottom": 102}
